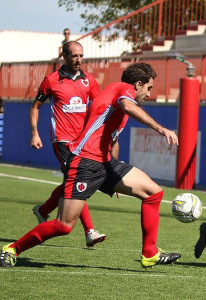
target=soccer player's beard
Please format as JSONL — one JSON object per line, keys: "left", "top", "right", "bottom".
{"left": 72, "top": 63, "right": 81, "bottom": 74}
{"left": 135, "top": 96, "right": 143, "bottom": 107}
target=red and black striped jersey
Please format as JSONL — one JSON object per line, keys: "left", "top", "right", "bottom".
{"left": 69, "top": 82, "right": 136, "bottom": 162}
{"left": 37, "top": 66, "right": 100, "bottom": 143}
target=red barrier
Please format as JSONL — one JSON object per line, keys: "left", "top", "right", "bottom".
{"left": 175, "top": 78, "right": 199, "bottom": 189}
{"left": 0, "top": 55, "right": 205, "bottom": 101}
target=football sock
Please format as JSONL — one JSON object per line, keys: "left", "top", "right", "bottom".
{"left": 10, "top": 219, "right": 71, "bottom": 255}
{"left": 141, "top": 190, "right": 163, "bottom": 258}
{"left": 79, "top": 203, "right": 94, "bottom": 235}
{"left": 39, "top": 184, "right": 63, "bottom": 217}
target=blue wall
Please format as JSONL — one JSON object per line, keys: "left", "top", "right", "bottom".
{"left": 2, "top": 101, "right": 206, "bottom": 187}
{"left": 2, "top": 102, "right": 59, "bottom": 169}
{"left": 0, "top": 113, "right": 3, "bottom": 155}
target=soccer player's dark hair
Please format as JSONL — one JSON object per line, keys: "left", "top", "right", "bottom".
{"left": 121, "top": 62, "right": 157, "bottom": 85}
{"left": 63, "top": 41, "right": 83, "bottom": 56}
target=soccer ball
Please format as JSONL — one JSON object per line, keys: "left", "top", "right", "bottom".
{"left": 172, "top": 193, "right": 202, "bottom": 223}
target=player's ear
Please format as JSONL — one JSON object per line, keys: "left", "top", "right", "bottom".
{"left": 134, "top": 81, "right": 142, "bottom": 91}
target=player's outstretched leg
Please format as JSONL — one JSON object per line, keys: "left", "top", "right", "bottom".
{"left": 140, "top": 190, "right": 181, "bottom": 268}
{"left": 194, "top": 222, "right": 206, "bottom": 258}
{"left": 0, "top": 219, "right": 72, "bottom": 268}
{"left": 114, "top": 166, "right": 181, "bottom": 269}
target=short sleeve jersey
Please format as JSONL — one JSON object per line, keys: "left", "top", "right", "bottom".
{"left": 37, "top": 66, "right": 100, "bottom": 143}
{"left": 69, "top": 82, "right": 136, "bottom": 162}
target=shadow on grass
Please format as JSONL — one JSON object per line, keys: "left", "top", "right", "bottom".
{"left": 0, "top": 238, "right": 159, "bottom": 273}
{"left": 0, "top": 196, "right": 40, "bottom": 206}
{"left": 15, "top": 257, "right": 158, "bottom": 274}
{"left": 175, "top": 261, "right": 206, "bottom": 268}
{"left": 135, "top": 258, "right": 206, "bottom": 268}
{"left": 0, "top": 197, "right": 176, "bottom": 219}
{"left": 0, "top": 238, "right": 16, "bottom": 243}
{"left": 0, "top": 239, "right": 181, "bottom": 273}
{"left": 0, "top": 239, "right": 96, "bottom": 250}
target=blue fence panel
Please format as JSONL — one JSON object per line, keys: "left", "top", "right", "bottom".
{"left": 2, "top": 102, "right": 59, "bottom": 169}
{"left": 0, "top": 113, "right": 3, "bottom": 155}
{"left": 2, "top": 102, "right": 206, "bottom": 187}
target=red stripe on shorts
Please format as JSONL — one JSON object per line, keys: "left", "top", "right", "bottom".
{"left": 64, "top": 155, "right": 81, "bottom": 199}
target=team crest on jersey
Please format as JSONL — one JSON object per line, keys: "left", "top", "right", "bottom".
{"left": 76, "top": 182, "right": 87, "bottom": 192}
{"left": 81, "top": 78, "right": 89, "bottom": 87}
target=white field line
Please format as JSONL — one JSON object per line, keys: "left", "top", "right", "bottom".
{"left": 0, "top": 268, "right": 205, "bottom": 279}
{"left": 0, "top": 173, "right": 60, "bottom": 185}
{"left": 0, "top": 172, "right": 206, "bottom": 209}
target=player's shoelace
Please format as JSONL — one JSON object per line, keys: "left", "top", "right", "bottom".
{"left": 0, "top": 251, "right": 16, "bottom": 267}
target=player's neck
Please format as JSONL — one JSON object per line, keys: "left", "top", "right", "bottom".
{"left": 64, "top": 68, "right": 80, "bottom": 80}
{"left": 65, "top": 66, "right": 80, "bottom": 75}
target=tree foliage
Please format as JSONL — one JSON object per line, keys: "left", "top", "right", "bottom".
{"left": 58, "top": 0, "right": 153, "bottom": 32}
{"left": 58, "top": 0, "right": 203, "bottom": 52}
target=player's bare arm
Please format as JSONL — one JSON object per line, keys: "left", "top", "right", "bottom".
{"left": 111, "top": 139, "right": 119, "bottom": 160}
{"left": 119, "top": 99, "right": 178, "bottom": 146}
{"left": 30, "top": 99, "right": 43, "bottom": 149}
{"left": 111, "top": 139, "right": 120, "bottom": 198}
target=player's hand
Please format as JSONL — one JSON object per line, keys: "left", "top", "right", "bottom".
{"left": 30, "top": 135, "right": 43, "bottom": 149}
{"left": 116, "top": 192, "right": 120, "bottom": 198}
{"left": 162, "top": 128, "right": 178, "bottom": 146}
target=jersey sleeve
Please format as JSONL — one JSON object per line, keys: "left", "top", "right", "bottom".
{"left": 114, "top": 83, "right": 136, "bottom": 107}
{"left": 35, "top": 76, "right": 51, "bottom": 102}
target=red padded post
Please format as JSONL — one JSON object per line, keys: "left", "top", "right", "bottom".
{"left": 175, "top": 78, "right": 199, "bottom": 189}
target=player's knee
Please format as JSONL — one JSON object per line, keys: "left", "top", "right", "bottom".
{"left": 54, "top": 219, "right": 72, "bottom": 235}
{"left": 156, "top": 186, "right": 163, "bottom": 196}
{"left": 143, "top": 189, "right": 164, "bottom": 204}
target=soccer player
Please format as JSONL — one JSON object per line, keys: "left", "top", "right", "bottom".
{"left": 194, "top": 222, "right": 206, "bottom": 258}
{"left": 0, "top": 62, "right": 181, "bottom": 268}
{"left": 30, "top": 40, "right": 105, "bottom": 247}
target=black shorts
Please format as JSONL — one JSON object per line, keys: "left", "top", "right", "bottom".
{"left": 63, "top": 154, "right": 133, "bottom": 200}
{"left": 52, "top": 142, "right": 70, "bottom": 173}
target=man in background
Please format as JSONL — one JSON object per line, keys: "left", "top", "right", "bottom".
{"left": 30, "top": 41, "right": 105, "bottom": 247}
{"left": 58, "top": 28, "right": 71, "bottom": 59}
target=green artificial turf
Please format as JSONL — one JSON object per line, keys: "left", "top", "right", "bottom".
{"left": 0, "top": 163, "right": 206, "bottom": 300}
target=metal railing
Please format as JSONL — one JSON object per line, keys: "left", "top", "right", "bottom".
{"left": 75, "top": 0, "right": 206, "bottom": 56}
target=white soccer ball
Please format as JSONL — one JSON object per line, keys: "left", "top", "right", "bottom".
{"left": 172, "top": 193, "right": 202, "bottom": 223}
